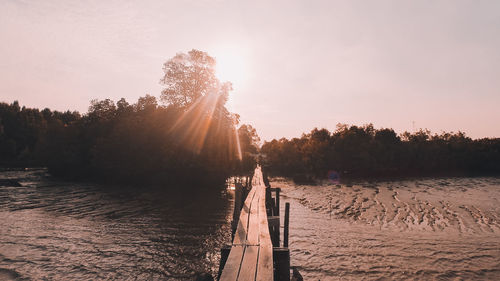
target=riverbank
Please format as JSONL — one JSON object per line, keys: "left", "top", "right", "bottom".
{"left": 272, "top": 176, "right": 500, "bottom": 280}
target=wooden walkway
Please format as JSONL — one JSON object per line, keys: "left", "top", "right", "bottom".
{"left": 219, "top": 167, "right": 274, "bottom": 280}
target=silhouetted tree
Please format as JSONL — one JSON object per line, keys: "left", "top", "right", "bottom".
{"left": 1, "top": 50, "right": 259, "bottom": 188}
{"left": 262, "top": 124, "right": 500, "bottom": 181}
{"left": 234, "top": 124, "right": 260, "bottom": 176}
{"left": 160, "top": 49, "right": 232, "bottom": 110}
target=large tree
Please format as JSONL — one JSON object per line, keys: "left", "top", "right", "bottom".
{"left": 160, "top": 49, "right": 232, "bottom": 110}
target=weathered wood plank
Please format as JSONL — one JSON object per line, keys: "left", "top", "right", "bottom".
{"left": 256, "top": 179, "right": 273, "bottom": 281}
{"left": 221, "top": 167, "right": 274, "bottom": 281}
{"left": 218, "top": 245, "right": 232, "bottom": 279}
{"left": 237, "top": 245, "right": 259, "bottom": 280}
{"left": 233, "top": 186, "right": 257, "bottom": 245}
{"left": 245, "top": 191, "right": 261, "bottom": 245}
{"left": 219, "top": 245, "right": 245, "bottom": 280}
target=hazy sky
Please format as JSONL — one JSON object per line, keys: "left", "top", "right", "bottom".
{"left": 1, "top": 0, "right": 499, "bottom": 140}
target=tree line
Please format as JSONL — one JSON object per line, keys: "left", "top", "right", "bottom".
{"left": 0, "top": 100, "right": 81, "bottom": 167}
{"left": 3, "top": 49, "right": 499, "bottom": 185}
{"left": 261, "top": 124, "right": 500, "bottom": 182}
{"left": 0, "top": 50, "right": 259, "bottom": 187}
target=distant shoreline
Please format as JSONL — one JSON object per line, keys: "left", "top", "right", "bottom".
{"left": 268, "top": 170, "right": 500, "bottom": 185}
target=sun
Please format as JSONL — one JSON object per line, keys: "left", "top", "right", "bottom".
{"left": 213, "top": 48, "right": 247, "bottom": 89}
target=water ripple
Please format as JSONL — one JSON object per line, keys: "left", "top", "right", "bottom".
{"left": 276, "top": 176, "right": 500, "bottom": 280}
{"left": 0, "top": 169, "right": 233, "bottom": 280}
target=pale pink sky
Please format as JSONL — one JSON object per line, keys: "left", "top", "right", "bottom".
{"left": 1, "top": 0, "right": 499, "bottom": 140}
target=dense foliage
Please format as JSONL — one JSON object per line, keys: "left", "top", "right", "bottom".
{"left": 0, "top": 50, "right": 259, "bottom": 187}
{"left": 0, "top": 98, "right": 258, "bottom": 186}
{"left": 261, "top": 124, "right": 500, "bottom": 181}
{"left": 0, "top": 101, "right": 80, "bottom": 167}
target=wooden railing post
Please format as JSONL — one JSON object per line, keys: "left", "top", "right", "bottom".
{"left": 284, "top": 202, "right": 290, "bottom": 248}
{"left": 273, "top": 247, "right": 290, "bottom": 281}
{"left": 275, "top": 188, "right": 280, "bottom": 216}
{"left": 266, "top": 187, "right": 272, "bottom": 216}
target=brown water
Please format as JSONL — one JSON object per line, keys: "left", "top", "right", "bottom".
{"left": 2, "top": 169, "right": 500, "bottom": 280}
{"left": 0, "top": 169, "right": 233, "bottom": 280}
{"left": 275, "top": 177, "right": 500, "bottom": 280}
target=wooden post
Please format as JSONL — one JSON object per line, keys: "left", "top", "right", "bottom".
{"left": 284, "top": 202, "right": 290, "bottom": 248}
{"left": 274, "top": 218, "right": 280, "bottom": 247}
{"left": 266, "top": 187, "right": 272, "bottom": 216}
{"left": 273, "top": 247, "right": 290, "bottom": 281}
{"left": 268, "top": 216, "right": 280, "bottom": 247}
{"left": 275, "top": 188, "right": 280, "bottom": 217}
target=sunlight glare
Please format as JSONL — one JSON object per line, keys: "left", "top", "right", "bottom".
{"left": 214, "top": 49, "right": 247, "bottom": 89}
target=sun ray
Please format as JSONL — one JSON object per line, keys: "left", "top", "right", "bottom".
{"left": 169, "top": 89, "right": 224, "bottom": 155}
{"left": 234, "top": 122, "right": 242, "bottom": 161}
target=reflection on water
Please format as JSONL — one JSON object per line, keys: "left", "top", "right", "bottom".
{"left": 0, "top": 169, "right": 233, "bottom": 280}
{"left": 277, "top": 177, "right": 500, "bottom": 280}
{"left": 3, "top": 169, "right": 500, "bottom": 280}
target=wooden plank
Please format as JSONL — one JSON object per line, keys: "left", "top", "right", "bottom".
{"left": 256, "top": 181, "right": 273, "bottom": 281}
{"left": 245, "top": 189, "right": 261, "bottom": 245}
{"left": 221, "top": 167, "right": 274, "bottom": 281}
{"left": 218, "top": 245, "right": 232, "bottom": 279}
{"left": 219, "top": 245, "right": 245, "bottom": 280}
{"left": 233, "top": 186, "right": 257, "bottom": 245}
{"left": 237, "top": 245, "right": 259, "bottom": 280}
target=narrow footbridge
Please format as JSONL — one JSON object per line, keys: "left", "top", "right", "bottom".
{"left": 219, "top": 167, "right": 289, "bottom": 280}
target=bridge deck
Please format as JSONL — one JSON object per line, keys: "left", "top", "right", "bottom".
{"left": 220, "top": 167, "right": 273, "bottom": 281}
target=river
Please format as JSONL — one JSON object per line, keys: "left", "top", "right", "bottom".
{"left": 0, "top": 168, "right": 233, "bottom": 280}
{"left": 1, "top": 169, "right": 499, "bottom": 280}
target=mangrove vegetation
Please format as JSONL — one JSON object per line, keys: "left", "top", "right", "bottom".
{"left": 261, "top": 124, "right": 500, "bottom": 181}
{"left": 0, "top": 50, "right": 259, "bottom": 187}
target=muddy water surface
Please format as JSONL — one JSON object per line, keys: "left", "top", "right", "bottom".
{"left": 2, "top": 168, "right": 499, "bottom": 280}
{"left": 0, "top": 169, "right": 233, "bottom": 280}
{"left": 275, "top": 177, "right": 500, "bottom": 280}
